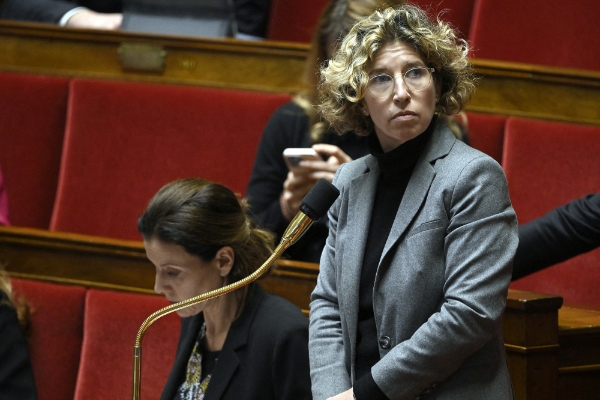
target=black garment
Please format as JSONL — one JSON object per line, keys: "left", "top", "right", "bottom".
{"left": 160, "top": 284, "right": 311, "bottom": 400}
{"left": 246, "top": 102, "right": 368, "bottom": 262}
{"left": 513, "top": 192, "right": 600, "bottom": 280}
{"left": 353, "top": 123, "right": 434, "bottom": 400}
{"left": 0, "top": 0, "right": 271, "bottom": 37}
{"left": 0, "top": 291, "right": 37, "bottom": 400}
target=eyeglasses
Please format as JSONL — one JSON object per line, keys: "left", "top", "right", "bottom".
{"left": 367, "top": 67, "right": 435, "bottom": 98}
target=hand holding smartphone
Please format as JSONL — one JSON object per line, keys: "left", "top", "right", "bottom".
{"left": 283, "top": 148, "right": 321, "bottom": 171}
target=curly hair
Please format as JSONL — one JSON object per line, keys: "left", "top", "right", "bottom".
{"left": 318, "top": 4, "right": 476, "bottom": 136}
{"left": 293, "top": 0, "right": 407, "bottom": 142}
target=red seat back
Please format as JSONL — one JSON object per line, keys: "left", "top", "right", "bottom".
{"left": 412, "top": 0, "right": 475, "bottom": 39}
{"left": 50, "top": 78, "right": 290, "bottom": 240}
{"left": 464, "top": 111, "right": 506, "bottom": 165}
{"left": 503, "top": 117, "right": 600, "bottom": 307}
{"left": 469, "top": 0, "right": 600, "bottom": 71}
{"left": 267, "top": 0, "right": 329, "bottom": 42}
{"left": 0, "top": 72, "right": 69, "bottom": 228}
{"left": 10, "top": 279, "right": 86, "bottom": 400}
{"left": 73, "top": 289, "right": 180, "bottom": 400}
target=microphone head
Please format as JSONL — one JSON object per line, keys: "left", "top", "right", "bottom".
{"left": 300, "top": 179, "right": 340, "bottom": 221}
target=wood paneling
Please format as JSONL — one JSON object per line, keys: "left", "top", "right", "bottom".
{"left": 2, "top": 225, "right": 600, "bottom": 399}
{"left": 2, "top": 21, "right": 600, "bottom": 128}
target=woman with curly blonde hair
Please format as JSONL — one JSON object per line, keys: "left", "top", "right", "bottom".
{"left": 309, "top": 5, "right": 517, "bottom": 400}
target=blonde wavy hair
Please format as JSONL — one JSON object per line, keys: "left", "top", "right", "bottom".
{"left": 293, "top": 0, "right": 406, "bottom": 142}
{"left": 318, "top": 4, "right": 476, "bottom": 136}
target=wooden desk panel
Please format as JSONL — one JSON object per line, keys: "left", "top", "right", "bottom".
{"left": 2, "top": 21, "right": 600, "bottom": 128}
{"left": 2, "top": 225, "right": 600, "bottom": 399}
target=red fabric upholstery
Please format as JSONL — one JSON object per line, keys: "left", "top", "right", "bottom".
{"left": 464, "top": 111, "right": 506, "bottom": 165}
{"left": 10, "top": 279, "right": 86, "bottom": 400}
{"left": 469, "top": 0, "right": 600, "bottom": 71}
{"left": 503, "top": 117, "right": 600, "bottom": 307}
{"left": 412, "top": 0, "right": 475, "bottom": 39}
{"left": 267, "top": 0, "right": 474, "bottom": 43}
{"left": 74, "top": 289, "right": 180, "bottom": 400}
{"left": 0, "top": 72, "right": 69, "bottom": 228}
{"left": 50, "top": 78, "right": 290, "bottom": 240}
{"left": 266, "top": 0, "right": 329, "bottom": 42}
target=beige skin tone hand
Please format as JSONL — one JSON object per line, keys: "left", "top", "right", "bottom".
{"left": 328, "top": 388, "right": 354, "bottom": 400}
{"left": 66, "top": 10, "right": 123, "bottom": 30}
{"left": 281, "top": 144, "right": 352, "bottom": 221}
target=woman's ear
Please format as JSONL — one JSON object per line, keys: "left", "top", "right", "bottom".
{"left": 359, "top": 103, "right": 369, "bottom": 116}
{"left": 214, "top": 246, "right": 234, "bottom": 277}
{"left": 435, "top": 79, "right": 442, "bottom": 103}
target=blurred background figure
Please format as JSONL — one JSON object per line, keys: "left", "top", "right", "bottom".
{"left": 0, "top": 0, "right": 272, "bottom": 40}
{"left": 0, "top": 270, "right": 37, "bottom": 399}
{"left": 246, "top": 0, "right": 406, "bottom": 263}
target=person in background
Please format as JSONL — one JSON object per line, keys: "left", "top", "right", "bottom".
{"left": 137, "top": 178, "right": 311, "bottom": 400}
{"left": 0, "top": 0, "right": 272, "bottom": 39}
{"left": 246, "top": 0, "right": 468, "bottom": 263}
{"left": 0, "top": 167, "right": 9, "bottom": 226}
{"left": 309, "top": 4, "right": 517, "bottom": 400}
{"left": 246, "top": 0, "right": 405, "bottom": 263}
{"left": 0, "top": 271, "right": 37, "bottom": 399}
{"left": 513, "top": 192, "right": 600, "bottom": 280}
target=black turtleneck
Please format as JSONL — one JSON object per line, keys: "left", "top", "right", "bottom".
{"left": 353, "top": 119, "right": 435, "bottom": 400}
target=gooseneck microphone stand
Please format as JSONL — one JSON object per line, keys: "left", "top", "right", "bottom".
{"left": 132, "top": 179, "right": 339, "bottom": 400}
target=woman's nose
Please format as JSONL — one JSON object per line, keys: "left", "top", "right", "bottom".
{"left": 154, "top": 273, "right": 165, "bottom": 295}
{"left": 393, "top": 76, "right": 411, "bottom": 101}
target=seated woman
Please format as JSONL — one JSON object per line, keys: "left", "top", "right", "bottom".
{"left": 137, "top": 178, "right": 311, "bottom": 400}
{"left": 0, "top": 272, "right": 37, "bottom": 399}
{"left": 309, "top": 4, "right": 517, "bottom": 399}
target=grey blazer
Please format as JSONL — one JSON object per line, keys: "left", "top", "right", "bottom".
{"left": 309, "top": 122, "right": 518, "bottom": 400}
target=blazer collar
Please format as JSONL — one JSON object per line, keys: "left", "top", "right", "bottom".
{"left": 206, "top": 284, "right": 265, "bottom": 400}
{"left": 340, "top": 121, "right": 456, "bottom": 324}
{"left": 381, "top": 119, "right": 456, "bottom": 260}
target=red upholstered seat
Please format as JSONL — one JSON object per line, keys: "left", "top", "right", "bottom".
{"left": 73, "top": 289, "right": 180, "bottom": 400}
{"left": 469, "top": 0, "right": 600, "bottom": 71}
{"left": 267, "top": 0, "right": 474, "bottom": 43}
{"left": 50, "top": 78, "right": 290, "bottom": 240}
{"left": 412, "top": 0, "right": 475, "bottom": 39}
{"left": 464, "top": 111, "right": 506, "bottom": 165}
{"left": 10, "top": 279, "right": 86, "bottom": 400}
{"left": 0, "top": 72, "right": 69, "bottom": 228}
{"left": 503, "top": 117, "right": 600, "bottom": 307}
{"left": 266, "top": 0, "right": 329, "bottom": 42}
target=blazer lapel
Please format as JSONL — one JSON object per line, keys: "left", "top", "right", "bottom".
{"left": 340, "top": 156, "right": 379, "bottom": 364}
{"left": 381, "top": 122, "right": 456, "bottom": 261}
{"left": 204, "top": 286, "right": 264, "bottom": 400}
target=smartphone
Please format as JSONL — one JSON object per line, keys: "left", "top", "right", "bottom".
{"left": 283, "top": 148, "right": 321, "bottom": 170}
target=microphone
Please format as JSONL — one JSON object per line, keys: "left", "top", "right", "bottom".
{"left": 132, "top": 178, "right": 339, "bottom": 400}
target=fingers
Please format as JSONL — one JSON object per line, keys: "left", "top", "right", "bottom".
{"left": 312, "top": 144, "right": 353, "bottom": 164}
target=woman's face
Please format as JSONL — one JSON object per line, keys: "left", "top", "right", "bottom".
{"left": 145, "top": 237, "right": 226, "bottom": 318}
{"left": 362, "top": 40, "right": 440, "bottom": 152}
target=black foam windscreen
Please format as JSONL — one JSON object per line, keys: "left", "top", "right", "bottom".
{"left": 300, "top": 179, "right": 340, "bottom": 220}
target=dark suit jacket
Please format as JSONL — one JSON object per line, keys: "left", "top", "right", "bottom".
{"left": 0, "top": 292, "right": 37, "bottom": 400}
{"left": 513, "top": 192, "right": 600, "bottom": 280}
{"left": 0, "top": 0, "right": 271, "bottom": 37}
{"left": 160, "top": 284, "right": 311, "bottom": 400}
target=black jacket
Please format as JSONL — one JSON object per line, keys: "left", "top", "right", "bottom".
{"left": 513, "top": 192, "right": 600, "bottom": 280}
{"left": 0, "top": 291, "right": 37, "bottom": 400}
{"left": 160, "top": 284, "right": 311, "bottom": 400}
